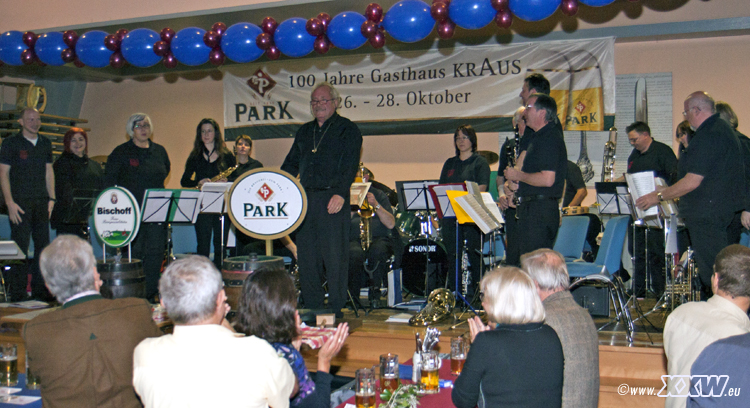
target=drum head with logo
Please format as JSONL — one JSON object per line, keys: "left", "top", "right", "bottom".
{"left": 401, "top": 238, "right": 448, "bottom": 296}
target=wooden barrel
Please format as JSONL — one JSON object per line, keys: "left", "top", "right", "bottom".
{"left": 222, "top": 255, "right": 285, "bottom": 312}
{"left": 97, "top": 259, "right": 146, "bottom": 299}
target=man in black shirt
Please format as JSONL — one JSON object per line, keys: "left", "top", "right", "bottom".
{"left": 624, "top": 121, "right": 678, "bottom": 298}
{"left": 562, "top": 161, "right": 587, "bottom": 208}
{"left": 505, "top": 94, "right": 567, "bottom": 256}
{"left": 281, "top": 82, "right": 362, "bottom": 317}
{"left": 0, "top": 108, "right": 55, "bottom": 301}
{"left": 637, "top": 92, "right": 746, "bottom": 299}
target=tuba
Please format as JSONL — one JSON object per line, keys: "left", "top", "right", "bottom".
{"left": 601, "top": 127, "right": 617, "bottom": 182}
{"left": 409, "top": 288, "right": 456, "bottom": 326}
{"left": 355, "top": 163, "right": 374, "bottom": 251}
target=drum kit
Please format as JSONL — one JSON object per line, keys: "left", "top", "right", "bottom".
{"left": 395, "top": 211, "right": 448, "bottom": 296}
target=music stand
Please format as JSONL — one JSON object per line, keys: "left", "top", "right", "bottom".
{"left": 67, "top": 189, "right": 99, "bottom": 239}
{"left": 595, "top": 182, "right": 630, "bottom": 217}
{"left": 201, "top": 182, "right": 233, "bottom": 264}
{"left": 395, "top": 180, "right": 441, "bottom": 297}
{"left": 143, "top": 189, "right": 202, "bottom": 262}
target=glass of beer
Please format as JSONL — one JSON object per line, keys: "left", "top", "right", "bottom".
{"left": 0, "top": 344, "right": 18, "bottom": 386}
{"left": 379, "top": 353, "right": 399, "bottom": 393}
{"left": 355, "top": 367, "right": 376, "bottom": 408}
{"left": 25, "top": 351, "right": 40, "bottom": 390}
{"left": 419, "top": 351, "right": 440, "bottom": 394}
{"left": 450, "top": 337, "right": 468, "bottom": 376}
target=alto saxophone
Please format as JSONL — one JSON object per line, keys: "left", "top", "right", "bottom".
{"left": 356, "top": 163, "right": 374, "bottom": 251}
{"left": 210, "top": 164, "right": 239, "bottom": 182}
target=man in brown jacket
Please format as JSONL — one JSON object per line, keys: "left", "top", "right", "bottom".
{"left": 23, "top": 235, "right": 160, "bottom": 408}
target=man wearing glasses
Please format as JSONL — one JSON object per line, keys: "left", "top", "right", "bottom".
{"left": 504, "top": 94, "right": 567, "bottom": 256}
{"left": 636, "top": 91, "right": 746, "bottom": 300}
{"left": 282, "top": 82, "right": 362, "bottom": 318}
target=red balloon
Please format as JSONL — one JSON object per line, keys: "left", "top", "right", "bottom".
{"left": 73, "top": 59, "right": 85, "bottom": 68}
{"left": 431, "top": 2, "right": 449, "bottom": 22}
{"left": 314, "top": 35, "right": 330, "bottom": 54}
{"left": 209, "top": 48, "right": 225, "bottom": 66}
{"left": 105, "top": 34, "right": 120, "bottom": 51}
{"left": 256, "top": 33, "right": 273, "bottom": 50}
{"left": 369, "top": 30, "right": 385, "bottom": 49}
{"left": 266, "top": 46, "right": 280, "bottom": 60}
{"left": 162, "top": 53, "right": 178, "bottom": 68}
{"left": 495, "top": 10, "right": 512, "bottom": 29}
{"left": 306, "top": 18, "right": 324, "bottom": 36}
{"left": 116, "top": 29, "right": 129, "bottom": 42}
{"left": 203, "top": 30, "right": 221, "bottom": 48}
{"left": 360, "top": 21, "right": 378, "bottom": 39}
{"left": 23, "top": 32, "right": 37, "bottom": 48}
{"left": 63, "top": 30, "right": 79, "bottom": 48}
{"left": 261, "top": 17, "right": 278, "bottom": 34}
{"left": 110, "top": 52, "right": 125, "bottom": 68}
{"left": 21, "top": 49, "right": 36, "bottom": 65}
{"left": 317, "top": 13, "right": 332, "bottom": 31}
{"left": 437, "top": 20, "right": 455, "bottom": 39}
{"left": 365, "top": 3, "right": 384, "bottom": 23}
{"left": 160, "top": 27, "right": 175, "bottom": 43}
{"left": 153, "top": 40, "right": 170, "bottom": 57}
{"left": 490, "top": 0, "right": 509, "bottom": 11}
{"left": 61, "top": 48, "right": 76, "bottom": 63}
{"left": 561, "top": 0, "right": 579, "bottom": 16}
{"left": 211, "top": 22, "right": 227, "bottom": 36}
{"left": 433, "top": 0, "right": 451, "bottom": 5}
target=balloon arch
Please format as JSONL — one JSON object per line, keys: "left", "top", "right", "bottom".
{"left": 0, "top": 0, "right": 622, "bottom": 69}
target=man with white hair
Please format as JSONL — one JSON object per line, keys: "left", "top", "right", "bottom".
{"left": 133, "top": 255, "right": 294, "bottom": 408}
{"left": 521, "top": 248, "right": 599, "bottom": 408}
{"left": 24, "top": 235, "right": 160, "bottom": 408}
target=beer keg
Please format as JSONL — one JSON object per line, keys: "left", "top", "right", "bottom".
{"left": 97, "top": 259, "right": 146, "bottom": 299}
{"left": 222, "top": 254, "right": 285, "bottom": 312}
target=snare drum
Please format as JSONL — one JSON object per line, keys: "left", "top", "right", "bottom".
{"left": 401, "top": 238, "right": 449, "bottom": 296}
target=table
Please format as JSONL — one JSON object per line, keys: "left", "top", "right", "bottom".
{"left": 336, "top": 359, "right": 456, "bottom": 408}
{"left": 0, "top": 374, "right": 41, "bottom": 408}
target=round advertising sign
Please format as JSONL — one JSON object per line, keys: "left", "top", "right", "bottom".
{"left": 92, "top": 186, "right": 141, "bottom": 248}
{"left": 227, "top": 168, "right": 307, "bottom": 240}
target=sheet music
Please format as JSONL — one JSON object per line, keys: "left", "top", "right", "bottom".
{"left": 481, "top": 192, "right": 505, "bottom": 224}
{"left": 429, "top": 184, "right": 465, "bottom": 218}
{"left": 350, "top": 182, "right": 372, "bottom": 207}
{"left": 454, "top": 194, "right": 501, "bottom": 234}
{"left": 142, "top": 190, "right": 172, "bottom": 222}
{"left": 625, "top": 171, "right": 658, "bottom": 219}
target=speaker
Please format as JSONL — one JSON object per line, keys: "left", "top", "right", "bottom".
{"left": 571, "top": 284, "right": 610, "bottom": 317}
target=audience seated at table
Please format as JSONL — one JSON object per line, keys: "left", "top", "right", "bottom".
{"left": 236, "top": 268, "right": 349, "bottom": 408}
{"left": 453, "top": 266, "right": 563, "bottom": 408}
{"left": 23, "top": 235, "right": 160, "bottom": 408}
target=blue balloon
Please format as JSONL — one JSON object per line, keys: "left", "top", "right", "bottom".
{"left": 35, "top": 32, "right": 67, "bottom": 66}
{"left": 449, "top": 0, "right": 496, "bottom": 30}
{"left": 274, "top": 18, "right": 315, "bottom": 58}
{"left": 221, "top": 23, "right": 264, "bottom": 63}
{"left": 75, "top": 30, "right": 112, "bottom": 68}
{"left": 172, "top": 27, "right": 211, "bottom": 66}
{"left": 509, "top": 0, "right": 562, "bottom": 22}
{"left": 121, "top": 28, "right": 162, "bottom": 68}
{"left": 327, "top": 12, "right": 367, "bottom": 50}
{"left": 579, "top": 0, "right": 616, "bottom": 5}
{"left": 0, "top": 31, "right": 29, "bottom": 66}
{"left": 382, "top": 0, "right": 434, "bottom": 43}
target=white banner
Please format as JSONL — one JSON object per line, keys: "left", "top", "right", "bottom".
{"left": 223, "top": 37, "right": 615, "bottom": 139}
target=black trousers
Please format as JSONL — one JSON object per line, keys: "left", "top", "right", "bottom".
{"left": 684, "top": 213, "right": 735, "bottom": 300}
{"left": 517, "top": 199, "right": 559, "bottom": 257}
{"left": 348, "top": 237, "right": 394, "bottom": 297}
{"left": 296, "top": 190, "right": 349, "bottom": 313}
{"left": 441, "top": 218, "right": 482, "bottom": 297}
{"left": 9, "top": 198, "right": 50, "bottom": 301}
{"left": 627, "top": 224, "right": 666, "bottom": 296}
{"left": 131, "top": 222, "right": 167, "bottom": 300}
{"left": 504, "top": 207, "right": 520, "bottom": 266}
{"left": 194, "top": 213, "right": 225, "bottom": 269}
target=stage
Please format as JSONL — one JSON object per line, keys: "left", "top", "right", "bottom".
{"left": 301, "top": 297, "right": 670, "bottom": 408}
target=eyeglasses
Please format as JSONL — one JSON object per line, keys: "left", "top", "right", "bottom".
{"left": 682, "top": 106, "right": 698, "bottom": 116}
{"left": 310, "top": 99, "right": 335, "bottom": 106}
{"left": 134, "top": 123, "right": 151, "bottom": 129}
{"left": 455, "top": 135, "right": 470, "bottom": 141}
{"left": 525, "top": 104, "right": 535, "bottom": 110}
{"left": 478, "top": 292, "right": 485, "bottom": 302}
{"left": 628, "top": 135, "right": 641, "bottom": 144}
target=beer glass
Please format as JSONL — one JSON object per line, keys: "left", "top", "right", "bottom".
{"left": 450, "top": 337, "right": 468, "bottom": 376}
{"left": 419, "top": 351, "right": 440, "bottom": 394}
{"left": 379, "top": 353, "right": 399, "bottom": 392}
{"left": 0, "top": 344, "right": 18, "bottom": 386}
{"left": 25, "top": 351, "right": 40, "bottom": 390}
{"left": 355, "top": 367, "right": 376, "bottom": 408}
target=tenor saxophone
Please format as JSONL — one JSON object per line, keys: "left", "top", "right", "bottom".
{"left": 356, "top": 163, "right": 373, "bottom": 251}
{"left": 601, "top": 127, "right": 617, "bottom": 182}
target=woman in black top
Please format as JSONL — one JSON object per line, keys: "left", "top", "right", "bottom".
{"left": 453, "top": 267, "right": 564, "bottom": 408}
{"left": 439, "top": 125, "right": 491, "bottom": 298}
{"left": 180, "top": 118, "right": 235, "bottom": 268}
{"left": 227, "top": 135, "right": 262, "bottom": 182}
{"left": 51, "top": 128, "right": 103, "bottom": 238}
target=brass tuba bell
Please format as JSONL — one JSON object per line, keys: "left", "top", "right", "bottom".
{"left": 409, "top": 288, "right": 456, "bottom": 326}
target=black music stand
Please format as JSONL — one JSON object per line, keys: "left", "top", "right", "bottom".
{"left": 201, "top": 182, "right": 233, "bottom": 266}
{"left": 67, "top": 189, "right": 99, "bottom": 239}
{"left": 142, "top": 189, "right": 201, "bottom": 262}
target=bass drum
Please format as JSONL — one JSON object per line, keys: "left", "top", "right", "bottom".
{"left": 401, "top": 238, "right": 449, "bottom": 296}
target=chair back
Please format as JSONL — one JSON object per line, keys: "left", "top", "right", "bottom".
{"left": 89, "top": 216, "right": 104, "bottom": 259}
{"left": 488, "top": 170, "right": 499, "bottom": 201}
{"left": 553, "top": 216, "right": 590, "bottom": 260}
{"left": 741, "top": 230, "right": 750, "bottom": 248}
{"left": 594, "top": 215, "right": 630, "bottom": 276}
{"left": 0, "top": 215, "right": 11, "bottom": 240}
{"left": 172, "top": 223, "right": 198, "bottom": 255}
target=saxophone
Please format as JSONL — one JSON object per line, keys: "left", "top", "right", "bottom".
{"left": 210, "top": 164, "right": 239, "bottom": 182}
{"left": 356, "top": 163, "right": 374, "bottom": 251}
{"left": 601, "top": 127, "right": 617, "bottom": 182}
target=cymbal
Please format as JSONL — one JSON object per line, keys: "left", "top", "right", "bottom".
{"left": 477, "top": 150, "right": 499, "bottom": 165}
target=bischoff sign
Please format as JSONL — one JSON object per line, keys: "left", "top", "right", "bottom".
{"left": 92, "top": 186, "right": 141, "bottom": 248}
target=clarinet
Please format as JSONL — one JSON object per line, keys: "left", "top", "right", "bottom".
{"left": 510, "top": 125, "right": 521, "bottom": 206}
{"left": 461, "top": 239, "right": 471, "bottom": 297}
